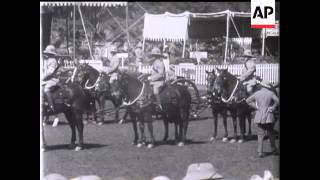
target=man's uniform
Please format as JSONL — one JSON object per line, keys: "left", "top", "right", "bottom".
{"left": 103, "top": 45, "right": 121, "bottom": 84}
{"left": 148, "top": 47, "right": 166, "bottom": 109}
{"left": 239, "top": 50, "right": 257, "bottom": 94}
{"left": 42, "top": 45, "right": 60, "bottom": 111}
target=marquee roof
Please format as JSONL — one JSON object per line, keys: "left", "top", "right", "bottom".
{"left": 40, "top": 2, "right": 127, "bottom": 7}
{"left": 143, "top": 10, "right": 261, "bottom": 42}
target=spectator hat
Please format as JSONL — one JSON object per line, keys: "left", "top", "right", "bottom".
{"left": 182, "top": 163, "right": 223, "bottom": 180}
{"left": 150, "top": 47, "right": 164, "bottom": 57}
{"left": 43, "top": 173, "right": 67, "bottom": 180}
{"left": 260, "top": 79, "right": 272, "bottom": 89}
{"left": 242, "top": 49, "right": 253, "bottom": 57}
{"left": 43, "top": 45, "right": 57, "bottom": 56}
{"left": 70, "top": 175, "right": 102, "bottom": 180}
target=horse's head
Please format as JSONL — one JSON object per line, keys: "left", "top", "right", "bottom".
{"left": 206, "top": 69, "right": 217, "bottom": 95}
{"left": 109, "top": 71, "right": 128, "bottom": 100}
{"left": 75, "top": 63, "right": 100, "bottom": 88}
{"left": 213, "top": 67, "right": 235, "bottom": 96}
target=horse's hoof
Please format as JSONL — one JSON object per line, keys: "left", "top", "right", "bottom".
{"left": 177, "top": 142, "right": 185, "bottom": 147}
{"left": 136, "top": 143, "right": 143, "bottom": 148}
{"left": 52, "top": 118, "right": 59, "bottom": 127}
{"left": 98, "top": 122, "right": 103, "bottom": 126}
{"left": 238, "top": 139, "right": 244, "bottom": 143}
{"left": 74, "top": 146, "right": 82, "bottom": 151}
{"left": 193, "top": 114, "right": 198, "bottom": 118}
{"left": 229, "top": 139, "right": 236, "bottom": 143}
{"left": 68, "top": 144, "right": 76, "bottom": 149}
{"left": 209, "top": 137, "right": 216, "bottom": 142}
{"left": 42, "top": 122, "right": 48, "bottom": 127}
{"left": 83, "top": 121, "right": 88, "bottom": 125}
{"left": 118, "top": 119, "right": 124, "bottom": 124}
{"left": 147, "top": 144, "right": 154, "bottom": 149}
{"left": 222, "top": 137, "right": 228, "bottom": 142}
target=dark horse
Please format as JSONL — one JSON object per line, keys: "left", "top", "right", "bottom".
{"left": 112, "top": 71, "right": 193, "bottom": 147}
{"left": 42, "top": 81, "right": 92, "bottom": 151}
{"left": 206, "top": 70, "right": 230, "bottom": 142}
{"left": 211, "top": 68, "right": 254, "bottom": 143}
{"left": 76, "top": 64, "right": 127, "bottom": 124}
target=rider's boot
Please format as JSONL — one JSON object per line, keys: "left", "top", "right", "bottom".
{"left": 45, "top": 92, "right": 55, "bottom": 112}
{"left": 155, "top": 94, "right": 162, "bottom": 111}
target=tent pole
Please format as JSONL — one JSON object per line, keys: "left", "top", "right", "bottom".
{"left": 73, "top": 3, "right": 76, "bottom": 61}
{"left": 78, "top": 5, "right": 94, "bottom": 60}
{"left": 182, "top": 39, "right": 186, "bottom": 58}
{"left": 142, "top": 37, "right": 145, "bottom": 51}
{"left": 224, "top": 11, "right": 230, "bottom": 64}
{"left": 262, "top": 28, "right": 265, "bottom": 56}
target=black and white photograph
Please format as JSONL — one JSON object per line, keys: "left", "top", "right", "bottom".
{"left": 40, "top": 2, "right": 280, "bottom": 180}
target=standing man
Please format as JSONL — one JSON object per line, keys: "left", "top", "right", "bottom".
{"left": 147, "top": 47, "right": 166, "bottom": 110}
{"left": 42, "top": 45, "right": 61, "bottom": 112}
{"left": 239, "top": 49, "right": 257, "bottom": 95}
{"left": 103, "top": 45, "right": 121, "bottom": 84}
{"left": 246, "top": 80, "right": 279, "bottom": 158}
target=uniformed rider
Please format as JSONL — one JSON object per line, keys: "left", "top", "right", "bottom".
{"left": 147, "top": 47, "right": 166, "bottom": 110}
{"left": 103, "top": 45, "right": 121, "bottom": 84}
{"left": 42, "top": 45, "right": 60, "bottom": 112}
{"left": 238, "top": 49, "right": 257, "bottom": 94}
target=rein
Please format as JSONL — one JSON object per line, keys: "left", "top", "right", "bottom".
{"left": 71, "top": 67, "right": 77, "bottom": 83}
{"left": 84, "top": 73, "right": 101, "bottom": 89}
{"left": 122, "top": 82, "right": 145, "bottom": 106}
{"left": 221, "top": 80, "right": 239, "bottom": 103}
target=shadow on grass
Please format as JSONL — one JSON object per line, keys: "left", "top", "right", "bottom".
{"left": 44, "top": 143, "right": 107, "bottom": 151}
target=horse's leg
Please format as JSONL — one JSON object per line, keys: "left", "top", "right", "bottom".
{"left": 210, "top": 109, "right": 218, "bottom": 142}
{"left": 222, "top": 110, "right": 228, "bottom": 142}
{"left": 247, "top": 111, "right": 252, "bottom": 139}
{"left": 145, "top": 111, "right": 155, "bottom": 148}
{"left": 180, "top": 108, "right": 189, "bottom": 146}
{"left": 230, "top": 110, "right": 238, "bottom": 143}
{"left": 174, "top": 122, "right": 179, "bottom": 143}
{"left": 162, "top": 112, "right": 169, "bottom": 142}
{"left": 75, "top": 111, "right": 84, "bottom": 150}
{"left": 130, "top": 112, "right": 138, "bottom": 145}
{"left": 64, "top": 111, "right": 77, "bottom": 149}
{"left": 137, "top": 114, "right": 146, "bottom": 148}
{"left": 238, "top": 114, "right": 246, "bottom": 143}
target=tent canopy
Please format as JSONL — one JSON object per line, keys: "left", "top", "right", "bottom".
{"left": 142, "top": 10, "right": 261, "bottom": 42}
{"left": 40, "top": 2, "right": 127, "bottom": 7}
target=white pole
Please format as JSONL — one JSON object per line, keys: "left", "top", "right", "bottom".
{"left": 78, "top": 5, "right": 94, "bottom": 60}
{"left": 73, "top": 3, "right": 76, "bottom": 61}
{"left": 224, "top": 11, "right": 230, "bottom": 64}
{"left": 182, "top": 39, "right": 186, "bottom": 58}
{"left": 262, "top": 28, "right": 265, "bottom": 56}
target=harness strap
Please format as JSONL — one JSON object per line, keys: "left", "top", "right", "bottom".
{"left": 122, "top": 83, "right": 145, "bottom": 106}
{"left": 222, "top": 80, "right": 239, "bottom": 103}
{"left": 85, "top": 73, "right": 101, "bottom": 89}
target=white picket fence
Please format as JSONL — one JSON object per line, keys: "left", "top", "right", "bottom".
{"left": 62, "top": 60, "right": 279, "bottom": 85}
{"left": 139, "top": 64, "right": 279, "bottom": 85}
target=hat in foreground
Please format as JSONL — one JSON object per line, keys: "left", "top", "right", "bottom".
{"left": 70, "top": 175, "right": 102, "bottom": 180}
{"left": 182, "top": 163, "right": 223, "bottom": 180}
{"left": 43, "top": 173, "right": 67, "bottom": 180}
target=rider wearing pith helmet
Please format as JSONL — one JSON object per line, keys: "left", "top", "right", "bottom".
{"left": 239, "top": 49, "right": 257, "bottom": 94}
{"left": 148, "top": 47, "right": 166, "bottom": 110}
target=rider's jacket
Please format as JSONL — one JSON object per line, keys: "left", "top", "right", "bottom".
{"left": 239, "top": 58, "right": 256, "bottom": 82}
{"left": 150, "top": 58, "right": 165, "bottom": 82}
{"left": 43, "top": 56, "right": 59, "bottom": 81}
{"left": 103, "top": 55, "right": 120, "bottom": 74}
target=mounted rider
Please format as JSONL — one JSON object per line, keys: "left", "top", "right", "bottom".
{"left": 42, "top": 45, "right": 61, "bottom": 112}
{"left": 147, "top": 47, "right": 166, "bottom": 110}
{"left": 238, "top": 49, "right": 257, "bottom": 95}
{"left": 102, "top": 45, "right": 121, "bottom": 84}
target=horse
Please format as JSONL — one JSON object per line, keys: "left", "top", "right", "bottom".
{"left": 75, "top": 63, "right": 127, "bottom": 125}
{"left": 212, "top": 68, "right": 254, "bottom": 143}
{"left": 112, "top": 71, "right": 193, "bottom": 147}
{"left": 205, "top": 70, "right": 230, "bottom": 142}
{"left": 42, "top": 81, "right": 92, "bottom": 151}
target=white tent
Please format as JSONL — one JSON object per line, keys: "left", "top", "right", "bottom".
{"left": 142, "top": 10, "right": 258, "bottom": 63}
